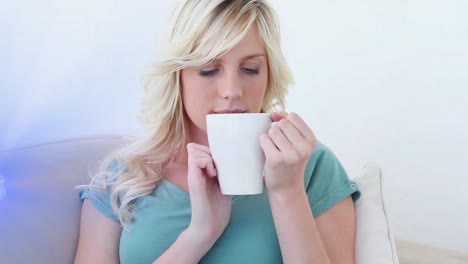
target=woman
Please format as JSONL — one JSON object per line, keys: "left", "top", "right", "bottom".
{"left": 75, "top": 0, "right": 361, "bottom": 263}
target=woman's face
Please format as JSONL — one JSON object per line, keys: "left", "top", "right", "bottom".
{"left": 181, "top": 25, "right": 269, "bottom": 135}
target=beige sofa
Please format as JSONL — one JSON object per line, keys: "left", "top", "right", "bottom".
{"left": 0, "top": 134, "right": 467, "bottom": 263}
{"left": 0, "top": 134, "right": 130, "bottom": 263}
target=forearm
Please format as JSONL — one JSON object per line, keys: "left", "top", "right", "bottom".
{"left": 268, "top": 188, "right": 331, "bottom": 264}
{"left": 153, "top": 229, "right": 213, "bottom": 264}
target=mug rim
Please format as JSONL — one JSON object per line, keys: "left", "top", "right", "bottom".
{"left": 206, "top": 112, "right": 270, "bottom": 118}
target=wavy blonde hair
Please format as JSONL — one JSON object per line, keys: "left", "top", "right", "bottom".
{"left": 87, "top": 0, "right": 294, "bottom": 229}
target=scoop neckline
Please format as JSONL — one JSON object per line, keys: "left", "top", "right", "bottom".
{"left": 160, "top": 178, "right": 248, "bottom": 202}
{"left": 160, "top": 178, "right": 190, "bottom": 200}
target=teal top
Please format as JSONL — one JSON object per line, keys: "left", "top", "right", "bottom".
{"left": 80, "top": 141, "right": 361, "bottom": 264}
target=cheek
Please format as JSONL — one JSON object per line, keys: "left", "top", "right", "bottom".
{"left": 182, "top": 86, "right": 200, "bottom": 112}
{"left": 257, "top": 74, "right": 269, "bottom": 109}
{"left": 250, "top": 73, "right": 268, "bottom": 100}
{"left": 181, "top": 73, "right": 215, "bottom": 127}
{"left": 183, "top": 83, "right": 214, "bottom": 109}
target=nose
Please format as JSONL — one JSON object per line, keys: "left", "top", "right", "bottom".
{"left": 219, "top": 70, "right": 243, "bottom": 100}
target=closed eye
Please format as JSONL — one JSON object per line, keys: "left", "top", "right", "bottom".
{"left": 199, "top": 69, "right": 219, "bottom": 77}
{"left": 242, "top": 68, "right": 259, "bottom": 75}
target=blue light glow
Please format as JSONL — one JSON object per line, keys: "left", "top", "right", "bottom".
{"left": 0, "top": 173, "right": 5, "bottom": 200}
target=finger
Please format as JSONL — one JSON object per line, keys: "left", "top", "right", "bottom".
{"left": 259, "top": 133, "right": 280, "bottom": 158}
{"left": 187, "top": 144, "right": 218, "bottom": 175}
{"left": 270, "top": 111, "right": 288, "bottom": 122}
{"left": 192, "top": 157, "right": 217, "bottom": 177}
{"left": 192, "top": 157, "right": 209, "bottom": 169}
{"left": 286, "top": 113, "right": 316, "bottom": 141}
{"left": 275, "top": 119, "right": 305, "bottom": 147}
{"left": 205, "top": 159, "right": 217, "bottom": 177}
{"left": 267, "top": 124, "right": 294, "bottom": 153}
{"left": 187, "top": 143, "right": 215, "bottom": 160}
{"left": 190, "top": 149, "right": 213, "bottom": 160}
{"left": 187, "top": 143, "right": 212, "bottom": 155}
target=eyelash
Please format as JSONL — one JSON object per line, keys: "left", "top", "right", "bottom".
{"left": 243, "top": 68, "right": 259, "bottom": 75}
{"left": 199, "top": 68, "right": 259, "bottom": 77}
{"left": 199, "top": 69, "right": 219, "bottom": 77}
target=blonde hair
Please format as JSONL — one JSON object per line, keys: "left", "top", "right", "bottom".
{"left": 87, "top": 0, "right": 294, "bottom": 229}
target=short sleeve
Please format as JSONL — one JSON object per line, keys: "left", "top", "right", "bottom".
{"left": 304, "top": 141, "right": 361, "bottom": 217}
{"left": 79, "top": 159, "right": 126, "bottom": 223}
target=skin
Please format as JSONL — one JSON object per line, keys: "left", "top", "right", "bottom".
{"left": 75, "top": 25, "right": 356, "bottom": 264}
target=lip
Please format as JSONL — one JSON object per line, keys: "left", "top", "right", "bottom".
{"left": 212, "top": 109, "right": 247, "bottom": 114}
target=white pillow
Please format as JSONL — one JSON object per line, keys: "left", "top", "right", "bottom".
{"left": 354, "top": 162, "right": 399, "bottom": 264}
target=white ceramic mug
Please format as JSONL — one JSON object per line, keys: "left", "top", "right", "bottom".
{"left": 206, "top": 113, "right": 274, "bottom": 195}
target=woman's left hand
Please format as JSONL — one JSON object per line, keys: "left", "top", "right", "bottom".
{"left": 259, "top": 112, "right": 317, "bottom": 194}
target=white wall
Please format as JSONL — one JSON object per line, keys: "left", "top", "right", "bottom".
{"left": 275, "top": 0, "right": 468, "bottom": 252}
{"left": 1, "top": 0, "right": 467, "bottom": 252}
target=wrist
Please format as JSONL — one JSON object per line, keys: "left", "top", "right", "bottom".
{"left": 267, "top": 184, "right": 306, "bottom": 203}
{"left": 267, "top": 177, "right": 304, "bottom": 195}
{"left": 182, "top": 227, "right": 217, "bottom": 254}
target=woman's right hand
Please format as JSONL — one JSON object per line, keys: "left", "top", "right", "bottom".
{"left": 185, "top": 143, "right": 232, "bottom": 246}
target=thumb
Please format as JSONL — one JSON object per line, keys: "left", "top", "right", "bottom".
{"left": 270, "top": 111, "right": 288, "bottom": 122}
{"left": 206, "top": 160, "right": 218, "bottom": 177}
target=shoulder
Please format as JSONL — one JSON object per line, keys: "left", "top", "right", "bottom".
{"left": 313, "top": 140, "right": 332, "bottom": 155}
{"left": 78, "top": 158, "right": 128, "bottom": 223}
{"left": 96, "top": 158, "right": 129, "bottom": 184}
{"left": 307, "top": 140, "right": 338, "bottom": 167}
{"left": 303, "top": 141, "right": 361, "bottom": 216}
{"left": 83, "top": 158, "right": 128, "bottom": 194}
{"left": 106, "top": 158, "right": 128, "bottom": 174}
{"left": 303, "top": 141, "right": 347, "bottom": 186}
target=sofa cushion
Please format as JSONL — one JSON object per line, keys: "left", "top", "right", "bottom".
{"left": 354, "top": 162, "right": 399, "bottom": 264}
{"left": 396, "top": 240, "right": 468, "bottom": 264}
{"left": 0, "top": 135, "right": 130, "bottom": 264}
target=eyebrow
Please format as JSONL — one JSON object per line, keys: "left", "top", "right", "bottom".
{"left": 242, "top": 53, "right": 266, "bottom": 60}
{"left": 200, "top": 53, "right": 266, "bottom": 68}
{"left": 215, "top": 53, "right": 267, "bottom": 62}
